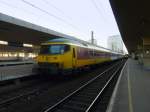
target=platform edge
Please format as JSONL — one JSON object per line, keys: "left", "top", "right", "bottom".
{"left": 106, "top": 59, "right": 128, "bottom": 112}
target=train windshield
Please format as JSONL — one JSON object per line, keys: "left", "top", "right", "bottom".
{"left": 40, "top": 44, "right": 70, "bottom": 54}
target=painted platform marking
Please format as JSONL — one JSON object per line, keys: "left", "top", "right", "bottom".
{"left": 127, "top": 61, "right": 134, "bottom": 112}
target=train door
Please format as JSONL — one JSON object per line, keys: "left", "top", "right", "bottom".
{"left": 72, "top": 47, "right": 76, "bottom": 68}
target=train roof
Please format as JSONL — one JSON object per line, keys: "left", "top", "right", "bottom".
{"left": 44, "top": 38, "right": 123, "bottom": 55}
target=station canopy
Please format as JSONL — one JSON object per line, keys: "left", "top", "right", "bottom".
{"left": 110, "top": 0, "right": 150, "bottom": 53}
{"left": 0, "top": 12, "right": 78, "bottom": 46}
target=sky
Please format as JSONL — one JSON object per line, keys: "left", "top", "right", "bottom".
{"left": 0, "top": 0, "right": 127, "bottom": 52}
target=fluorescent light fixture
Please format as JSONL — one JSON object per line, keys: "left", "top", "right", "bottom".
{"left": 23, "top": 43, "right": 33, "bottom": 47}
{"left": 0, "top": 40, "right": 8, "bottom": 45}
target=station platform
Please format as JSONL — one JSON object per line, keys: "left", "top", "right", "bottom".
{"left": 0, "top": 61, "right": 36, "bottom": 81}
{"left": 107, "top": 59, "right": 150, "bottom": 112}
{"left": 0, "top": 60, "right": 35, "bottom": 66}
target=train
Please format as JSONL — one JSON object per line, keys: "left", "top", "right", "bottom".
{"left": 36, "top": 38, "right": 123, "bottom": 75}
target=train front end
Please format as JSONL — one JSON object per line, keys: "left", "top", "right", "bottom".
{"left": 36, "top": 43, "right": 72, "bottom": 75}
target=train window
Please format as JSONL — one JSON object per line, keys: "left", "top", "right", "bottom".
{"left": 50, "top": 45, "right": 63, "bottom": 54}
{"left": 64, "top": 45, "right": 70, "bottom": 52}
{"left": 40, "top": 44, "right": 70, "bottom": 55}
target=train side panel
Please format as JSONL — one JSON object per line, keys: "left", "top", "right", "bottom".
{"left": 74, "top": 46, "right": 111, "bottom": 68}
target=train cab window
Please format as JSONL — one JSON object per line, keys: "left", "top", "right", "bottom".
{"left": 40, "top": 44, "right": 70, "bottom": 55}
{"left": 64, "top": 45, "right": 70, "bottom": 52}
{"left": 50, "top": 45, "right": 63, "bottom": 54}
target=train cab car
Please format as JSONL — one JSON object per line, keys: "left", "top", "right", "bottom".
{"left": 36, "top": 38, "right": 123, "bottom": 75}
{"left": 37, "top": 41, "right": 73, "bottom": 74}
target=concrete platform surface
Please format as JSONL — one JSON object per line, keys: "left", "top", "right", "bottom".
{"left": 0, "top": 60, "right": 35, "bottom": 66}
{"left": 107, "top": 59, "right": 150, "bottom": 112}
{"left": 0, "top": 61, "right": 37, "bottom": 81}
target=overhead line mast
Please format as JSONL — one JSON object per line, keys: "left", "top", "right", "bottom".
{"left": 91, "top": 31, "right": 94, "bottom": 44}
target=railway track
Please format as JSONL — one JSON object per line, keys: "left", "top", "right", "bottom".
{"left": 0, "top": 59, "right": 125, "bottom": 112}
{"left": 0, "top": 80, "right": 54, "bottom": 107}
{"left": 44, "top": 60, "right": 126, "bottom": 112}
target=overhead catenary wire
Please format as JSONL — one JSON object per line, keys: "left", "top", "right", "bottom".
{"left": 90, "top": 0, "right": 111, "bottom": 24}
{"left": 0, "top": 0, "right": 90, "bottom": 40}
{"left": 0, "top": 0, "right": 66, "bottom": 31}
{"left": 20, "top": 0, "right": 82, "bottom": 32}
{"left": 42, "top": 0, "right": 80, "bottom": 33}
{"left": 0, "top": 0, "right": 78, "bottom": 31}
{"left": 43, "top": 0, "right": 73, "bottom": 21}
{"left": 41, "top": 0, "right": 89, "bottom": 39}
{"left": 0, "top": 0, "right": 38, "bottom": 17}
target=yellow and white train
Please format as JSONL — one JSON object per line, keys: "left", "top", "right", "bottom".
{"left": 36, "top": 38, "right": 123, "bottom": 75}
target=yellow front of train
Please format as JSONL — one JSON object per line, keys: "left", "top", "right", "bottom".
{"left": 36, "top": 42, "right": 73, "bottom": 75}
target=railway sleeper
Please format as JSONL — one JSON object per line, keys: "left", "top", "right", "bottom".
{"left": 67, "top": 100, "right": 90, "bottom": 107}
{"left": 71, "top": 97, "right": 92, "bottom": 103}
{"left": 61, "top": 104, "right": 87, "bottom": 111}
{"left": 79, "top": 92, "right": 98, "bottom": 96}
{"left": 75, "top": 94, "right": 95, "bottom": 100}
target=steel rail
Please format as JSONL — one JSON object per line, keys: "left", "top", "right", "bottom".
{"left": 0, "top": 81, "right": 53, "bottom": 106}
{"left": 44, "top": 60, "right": 123, "bottom": 112}
{"left": 85, "top": 61, "right": 124, "bottom": 112}
{"left": 0, "top": 89, "right": 38, "bottom": 105}
{"left": 0, "top": 61, "right": 117, "bottom": 107}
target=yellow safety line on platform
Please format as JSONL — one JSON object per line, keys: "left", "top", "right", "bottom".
{"left": 127, "top": 62, "right": 134, "bottom": 112}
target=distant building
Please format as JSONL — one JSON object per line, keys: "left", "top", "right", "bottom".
{"left": 107, "top": 35, "right": 123, "bottom": 53}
